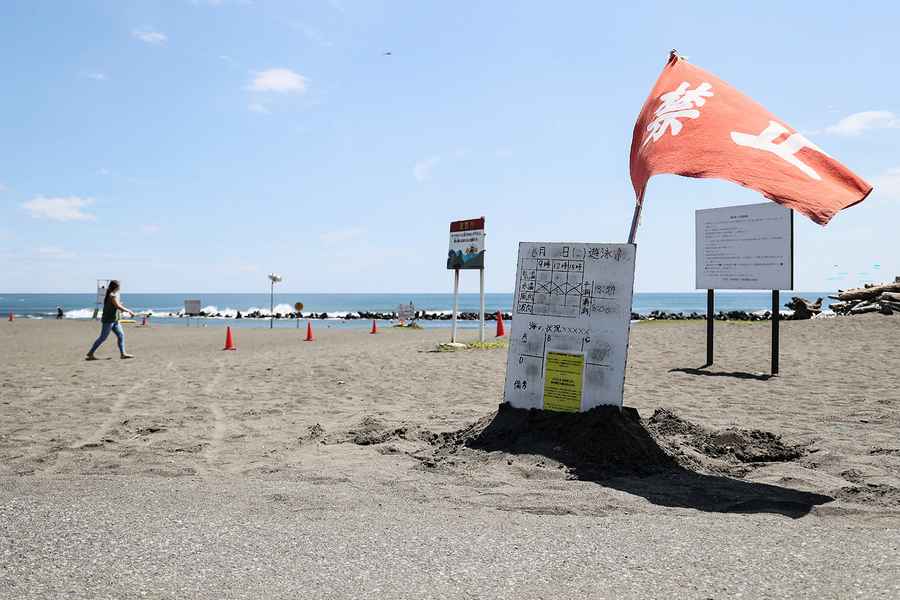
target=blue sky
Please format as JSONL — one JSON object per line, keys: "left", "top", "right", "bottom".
{"left": 1, "top": 0, "right": 897, "bottom": 293}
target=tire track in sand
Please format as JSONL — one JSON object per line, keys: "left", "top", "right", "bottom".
{"left": 73, "top": 379, "right": 148, "bottom": 449}
{"left": 200, "top": 357, "right": 229, "bottom": 475}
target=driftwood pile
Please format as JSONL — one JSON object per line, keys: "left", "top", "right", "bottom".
{"left": 784, "top": 297, "right": 823, "bottom": 320}
{"left": 828, "top": 278, "right": 900, "bottom": 316}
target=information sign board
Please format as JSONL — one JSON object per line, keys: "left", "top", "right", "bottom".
{"left": 447, "top": 217, "right": 485, "bottom": 270}
{"left": 184, "top": 299, "right": 202, "bottom": 316}
{"left": 397, "top": 303, "right": 416, "bottom": 322}
{"left": 695, "top": 203, "right": 793, "bottom": 290}
{"left": 504, "top": 242, "right": 636, "bottom": 411}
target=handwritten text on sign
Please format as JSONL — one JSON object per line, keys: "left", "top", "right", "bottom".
{"left": 503, "top": 242, "right": 636, "bottom": 411}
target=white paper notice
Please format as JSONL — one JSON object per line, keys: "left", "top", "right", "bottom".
{"left": 503, "top": 242, "right": 636, "bottom": 411}
{"left": 696, "top": 203, "right": 793, "bottom": 290}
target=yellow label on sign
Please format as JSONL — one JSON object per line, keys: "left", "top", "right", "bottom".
{"left": 543, "top": 351, "right": 584, "bottom": 412}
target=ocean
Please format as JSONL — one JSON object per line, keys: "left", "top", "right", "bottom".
{"left": 1, "top": 292, "right": 836, "bottom": 329}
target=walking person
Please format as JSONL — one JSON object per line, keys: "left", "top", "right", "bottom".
{"left": 86, "top": 280, "right": 135, "bottom": 360}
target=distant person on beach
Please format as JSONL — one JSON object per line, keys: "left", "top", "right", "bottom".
{"left": 86, "top": 280, "right": 135, "bottom": 360}
{"left": 56, "top": 306, "right": 63, "bottom": 320}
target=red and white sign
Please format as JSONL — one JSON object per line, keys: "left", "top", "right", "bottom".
{"left": 447, "top": 217, "right": 485, "bottom": 270}
{"left": 630, "top": 53, "right": 872, "bottom": 226}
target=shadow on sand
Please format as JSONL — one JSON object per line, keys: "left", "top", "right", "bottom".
{"left": 462, "top": 404, "right": 831, "bottom": 519}
{"left": 669, "top": 366, "right": 774, "bottom": 381}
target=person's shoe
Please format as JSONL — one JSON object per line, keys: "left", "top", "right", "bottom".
{"left": 120, "top": 353, "right": 134, "bottom": 359}
{"left": 85, "top": 353, "right": 98, "bottom": 361}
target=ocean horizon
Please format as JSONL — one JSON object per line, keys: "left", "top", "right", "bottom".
{"left": 2, "top": 291, "right": 837, "bottom": 329}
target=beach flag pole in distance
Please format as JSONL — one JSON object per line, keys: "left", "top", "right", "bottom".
{"left": 223, "top": 326, "right": 236, "bottom": 351}
{"left": 628, "top": 50, "right": 873, "bottom": 374}
{"left": 496, "top": 311, "right": 505, "bottom": 337}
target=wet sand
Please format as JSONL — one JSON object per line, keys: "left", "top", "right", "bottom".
{"left": 1, "top": 317, "right": 899, "bottom": 598}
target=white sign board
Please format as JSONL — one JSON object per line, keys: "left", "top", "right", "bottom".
{"left": 184, "top": 299, "right": 202, "bottom": 315}
{"left": 96, "top": 280, "right": 110, "bottom": 305}
{"left": 696, "top": 203, "right": 793, "bottom": 290}
{"left": 504, "top": 242, "right": 636, "bottom": 412}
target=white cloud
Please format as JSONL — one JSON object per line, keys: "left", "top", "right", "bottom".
{"left": 413, "top": 156, "right": 440, "bottom": 182}
{"left": 36, "top": 246, "right": 75, "bottom": 259}
{"left": 83, "top": 71, "right": 107, "bottom": 81}
{"left": 247, "top": 68, "right": 307, "bottom": 93}
{"left": 132, "top": 28, "right": 168, "bottom": 45}
{"left": 248, "top": 102, "right": 270, "bottom": 114}
{"left": 22, "top": 196, "right": 96, "bottom": 222}
{"left": 320, "top": 227, "right": 365, "bottom": 244}
{"left": 824, "top": 111, "right": 900, "bottom": 136}
{"left": 141, "top": 224, "right": 161, "bottom": 234}
{"left": 873, "top": 166, "right": 900, "bottom": 200}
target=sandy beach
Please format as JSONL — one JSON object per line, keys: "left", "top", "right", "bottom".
{"left": 2, "top": 317, "right": 899, "bottom": 598}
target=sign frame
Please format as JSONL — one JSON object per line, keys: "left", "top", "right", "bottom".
{"left": 503, "top": 241, "right": 637, "bottom": 411}
{"left": 446, "top": 217, "right": 487, "bottom": 343}
{"left": 695, "top": 202, "right": 794, "bottom": 291}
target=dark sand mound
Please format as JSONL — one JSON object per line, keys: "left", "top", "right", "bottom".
{"left": 325, "top": 404, "right": 834, "bottom": 517}
{"left": 647, "top": 408, "right": 807, "bottom": 467}
{"left": 422, "top": 403, "right": 674, "bottom": 476}
{"left": 417, "top": 404, "right": 808, "bottom": 478}
{"left": 834, "top": 484, "right": 900, "bottom": 507}
{"left": 412, "top": 403, "right": 831, "bottom": 517}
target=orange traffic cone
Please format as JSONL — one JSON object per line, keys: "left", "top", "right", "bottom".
{"left": 495, "top": 311, "right": 505, "bottom": 337}
{"left": 223, "top": 326, "right": 236, "bottom": 350}
{"left": 305, "top": 320, "right": 315, "bottom": 342}
{"left": 7, "top": 312, "right": 13, "bottom": 322}
{"left": 370, "top": 319, "right": 378, "bottom": 334}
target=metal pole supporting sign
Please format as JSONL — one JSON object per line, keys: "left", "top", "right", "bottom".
{"left": 706, "top": 289, "right": 714, "bottom": 367}
{"left": 478, "top": 267, "right": 485, "bottom": 343}
{"left": 451, "top": 268, "right": 460, "bottom": 343}
{"left": 772, "top": 290, "right": 780, "bottom": 375}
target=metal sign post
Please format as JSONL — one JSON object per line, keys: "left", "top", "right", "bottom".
{"left": 772, "top": 290, "right": 780, "bottom": 375}
{"left": 451, "top": 269, "right": 460, "bottom": 343}
{"left": 706, "top": 289, "right": 714, "bottom": 366}
{"left": 478, "top": 268, "right": 486, "bottom": 343}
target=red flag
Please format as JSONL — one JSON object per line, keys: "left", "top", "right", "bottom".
{"left": 630, "top": 52, "right": 872, "bottom": 226}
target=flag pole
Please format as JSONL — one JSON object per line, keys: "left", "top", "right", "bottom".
{"left": 627, "top": 202, "right": 642, "bottom": 244}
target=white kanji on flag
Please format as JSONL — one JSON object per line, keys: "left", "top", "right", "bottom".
{"left": 641, "top": 81, "right": 714, "bottom": 147}
{"left": 731, "top": 121, "right": 831, "bottom": 181}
